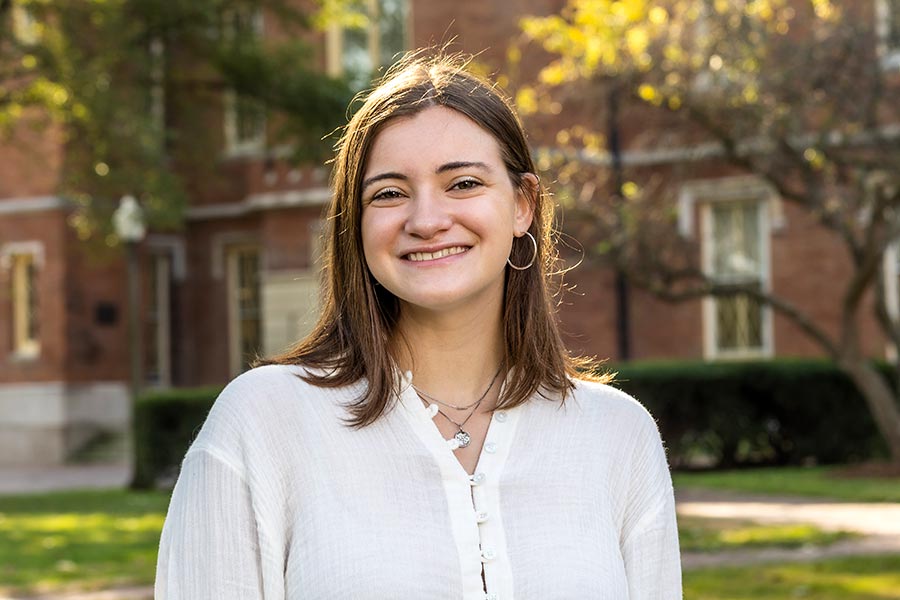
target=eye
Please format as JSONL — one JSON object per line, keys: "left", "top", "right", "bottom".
{"left": 370, "top": 187, "right": 405, "bottom": 202}
{"left": 450, "top": 178, "right": 483, "bottom": 192}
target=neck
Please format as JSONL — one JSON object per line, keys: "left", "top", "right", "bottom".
{"left": 394, "top": 303, "right": 505, "bottom": 410}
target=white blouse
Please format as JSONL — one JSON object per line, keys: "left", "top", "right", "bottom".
{"left": 155, "top": 364, "right": 682, "bottom": 599}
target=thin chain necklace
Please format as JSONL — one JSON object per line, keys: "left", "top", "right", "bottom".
{"left": 412, "top": 366, "right": 502, "bottom": 449}
{"left": 413, "top": 366, "right": 502, "bottom": 411}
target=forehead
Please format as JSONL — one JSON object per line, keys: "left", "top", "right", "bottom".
{"left": 364, "top": 106, "right": 505, "bottom": 175}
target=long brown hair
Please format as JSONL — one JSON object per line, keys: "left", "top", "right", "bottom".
{"left": 261, "top": 52, "right": 605, "bottom": 427}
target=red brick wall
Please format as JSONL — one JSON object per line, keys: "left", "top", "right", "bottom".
{"left": 0, "top": 210, "right": 69, "bottom": 383}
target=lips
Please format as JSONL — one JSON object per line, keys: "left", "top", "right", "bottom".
{"left": 405, "top": 246, "right": 469, "bottom": 262}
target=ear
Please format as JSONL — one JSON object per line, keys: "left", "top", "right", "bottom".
{"left": 513, "top": 172, "right": 538, "bottom": 236}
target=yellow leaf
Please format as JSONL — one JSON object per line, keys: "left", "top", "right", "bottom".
{"left": 540, "top": 63, "right": 568, "bottom": 86}
{"left": 516, "top": 87, "right": 539, "bottom": 115}
{"left": 638, "top": 83, "right": 657, "bottom": 102}
{"left": 626, "top": 27, "right": 649, "bottom": 57}
{"left": 649, "top": 6, "right": 668, "bottom": 25}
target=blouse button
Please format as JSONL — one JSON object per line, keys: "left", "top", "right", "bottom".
{"left": 476, "top": 511, "right": 489, "bottom": 523}
{"left": 481, "top": 548, "right": 497, "bottom": 561}
{"left": 469, "top": 472, "right": 486, "bottom": 486}
{"left": 484, "top": 442, "right": 497, "bottom": 454}
{"left": 494, "top": 411, "right": 507, "bottom": 422}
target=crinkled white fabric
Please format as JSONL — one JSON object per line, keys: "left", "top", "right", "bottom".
{"left": 155, "top": 364, "right": 682, "bottom": 599}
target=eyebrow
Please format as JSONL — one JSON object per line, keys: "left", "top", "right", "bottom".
{"left": 362, "top": 161, "right": 492, "bottom": 190}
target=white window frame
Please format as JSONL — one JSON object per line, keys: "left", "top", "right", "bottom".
{"left": 325, "top": 0, "right": 410, "bottom": 80}
{"left": 876, "top": 0, "right": 900, "bottom": 70}
{"left": 683, "top": 177, "right": 775, "bottom": 360}
{"left": 223, "top": 8, "right": 266, "bottom": 157}
{"left": 226, "top": 244, "right": 262, "bottom": 377}
{"left": 5, "top": 248, "right": 42, "bottom": 359}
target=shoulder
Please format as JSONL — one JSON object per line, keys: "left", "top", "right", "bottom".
{"left": 567, "top": 377, "right": 660, "bottom": 436}
{"left": 191, "top": 364, "right": 349, "bottom": 452}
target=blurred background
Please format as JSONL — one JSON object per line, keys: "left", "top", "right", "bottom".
{"left": 1, "top": 0, "right": 899, "bottom": 597}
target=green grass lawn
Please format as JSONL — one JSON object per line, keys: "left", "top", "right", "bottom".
{"left": 674, "top": 466, "right": 900, "bottom": 502}
{"left": 684, "top": 554, "right": 900, "bottom": 599}
{"left": 678, "top": 515, "right": 855, "bottom": 552}
{"left": 0, "top": 483, "right": 896, "bottom": 596}
{"left": 0, "top": 489, "right": 169, "bottom": 595}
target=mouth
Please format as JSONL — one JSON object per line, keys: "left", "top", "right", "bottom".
{"left": 404, "top": 246, "right": 470, "bottom": 262}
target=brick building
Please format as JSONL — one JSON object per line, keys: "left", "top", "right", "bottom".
{"left": 2, "top": 0, "right": 899, "bottom": 465}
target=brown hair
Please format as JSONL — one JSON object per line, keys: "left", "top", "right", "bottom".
{"left": 260, "top": 52, "right": 604, "bottom": 426}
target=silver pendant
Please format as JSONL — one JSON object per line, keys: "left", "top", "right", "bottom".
{"left": 454, "top": 430, "right": 471, "bottom": 448}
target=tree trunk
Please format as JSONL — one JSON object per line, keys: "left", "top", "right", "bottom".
{"left": 839, "top": 358, "right": 900, "bottom": 464}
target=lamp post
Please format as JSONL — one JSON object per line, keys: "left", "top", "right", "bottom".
{"left": 113, "top": 196, "right": 146, "bottom": 457}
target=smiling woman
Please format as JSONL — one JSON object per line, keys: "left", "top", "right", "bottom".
{"left": 155, "top": 52, "right": 682, "bottom": 599}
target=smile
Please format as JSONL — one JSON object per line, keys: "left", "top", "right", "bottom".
{"left": 405, "top": 246, "right": 469, "bottom": 262}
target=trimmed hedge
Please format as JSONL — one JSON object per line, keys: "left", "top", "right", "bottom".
{"left": 133, "top": 385, "right": 222, "bottom": 489}
{"left": 133, "top": 360, "right": 892, "bottom": 487}
{"left": 609, "top": 359, "right": 890, "bottom": 468}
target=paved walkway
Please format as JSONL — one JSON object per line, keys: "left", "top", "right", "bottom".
{"left": 1, "top": 469, "right": 899, "bottom": 598}
{"left": 677, "top": 488, "right": 900, "bottom": 569}
{"left": 0, "top": 464, "right": 131, "bottom": 495}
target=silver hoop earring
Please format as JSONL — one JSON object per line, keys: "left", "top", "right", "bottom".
{"left": 507, "top": 231, "right": 537, "bottom": 271}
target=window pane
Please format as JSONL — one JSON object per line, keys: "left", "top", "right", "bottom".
{"left": 709, "top": 200, "right": 765, "bottom": 354}
{"left": 379, "top": 0, "right": 407, "bottom": 66}
{"left": 715, "top": 288, "right": 763, "bottom": 351}
{"left": 233, "top": 248, "right": 261, "bottom": 371}
{"left": 236, "top": 96, "right": 265, "bottom": 144}
{"left": 11, "top": 254, "right": 39, "bottom": 354}
{"left": 711, "top": 202, "right": 760, "bottom": 280}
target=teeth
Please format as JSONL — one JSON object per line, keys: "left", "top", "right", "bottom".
{"left": 407, "top": 246, "right": 468, "bottom": 262}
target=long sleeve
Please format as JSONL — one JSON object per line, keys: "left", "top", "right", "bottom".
{"left": 155, "top": 448, "right": 272, "bottom": 599}
{"left": 620, "top": 416, "right": 683, "bottom": 599}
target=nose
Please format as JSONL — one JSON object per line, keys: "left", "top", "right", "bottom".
{"left": 404, "top": 190, "right": 452, "bottom": 239}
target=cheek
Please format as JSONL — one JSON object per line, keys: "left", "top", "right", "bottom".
{"left": 360, "top": 210, "right": 391, "bottom": 271}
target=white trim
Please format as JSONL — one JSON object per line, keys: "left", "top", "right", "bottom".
{"left": 186, "top": 187, "right": 331, "bottom": 221}
{"left": 679, "top": 176, "right": 784, "bottom": 238}
{"left": 145, "top": 235, "right": 187, "bottom": 281}
{"left": 0, "top": 240, "right": 45, "bottom": 269}
{"left": 876, "top": 0, "right": 900, "bottom": 70}
{"left": 0, "top": 196, "right": 68, "bottom": 215}
{"left": 698, "top": 184, "right": 773, "bottom": 361}
{"left": 211, "top": 232, "right": 260, "bottom": 279}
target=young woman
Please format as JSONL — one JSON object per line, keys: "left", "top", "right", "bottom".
{"left": 155, "top": 53, "right": 682, "bottom": 599}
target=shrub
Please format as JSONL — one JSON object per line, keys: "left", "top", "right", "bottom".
{"left": 132, "top": 386, "right": 222, "bottom": 489}
{"left": 609, "top": 359, "right": 890, "bottom": 469}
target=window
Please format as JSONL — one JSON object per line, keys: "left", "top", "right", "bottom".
{"left": 10, "top": 253, "right": 40, "bottom": 357}
{"left": 226, "top": 245, "right": 262, "bottom": 376}
{"left": 701, "top": 199, "right": 772, "bottom": 359}
{"left": 145, "top": 252, "right": 172, "bottom": 387}
{"left": 326, "top": 0, "right": 409, "bottom": 89}
{"left": 877, "top": 0, "right": 900, "bottom": 69}
{"left": 222, "top": 8, "right": 266, "bottom": 155}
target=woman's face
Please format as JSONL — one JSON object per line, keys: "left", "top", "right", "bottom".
{"left": 360, "top": 105, "right": 534, "bottom": 317}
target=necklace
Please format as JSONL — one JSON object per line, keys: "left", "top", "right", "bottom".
{"left": 413, "top": 366, "right": 502, "bottom": 411}
{"left": 432, "top": 402, "right": 481, "bottom": 449}
{"left": 412, "top": 367, "right": 502, "bottom": 449}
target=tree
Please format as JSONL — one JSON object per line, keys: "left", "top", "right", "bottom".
{"left": 517, "top": 0, "right": 900, "bottom": 463}
{"left": 0, "top": 0, "right": 352, "bottom": 246}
